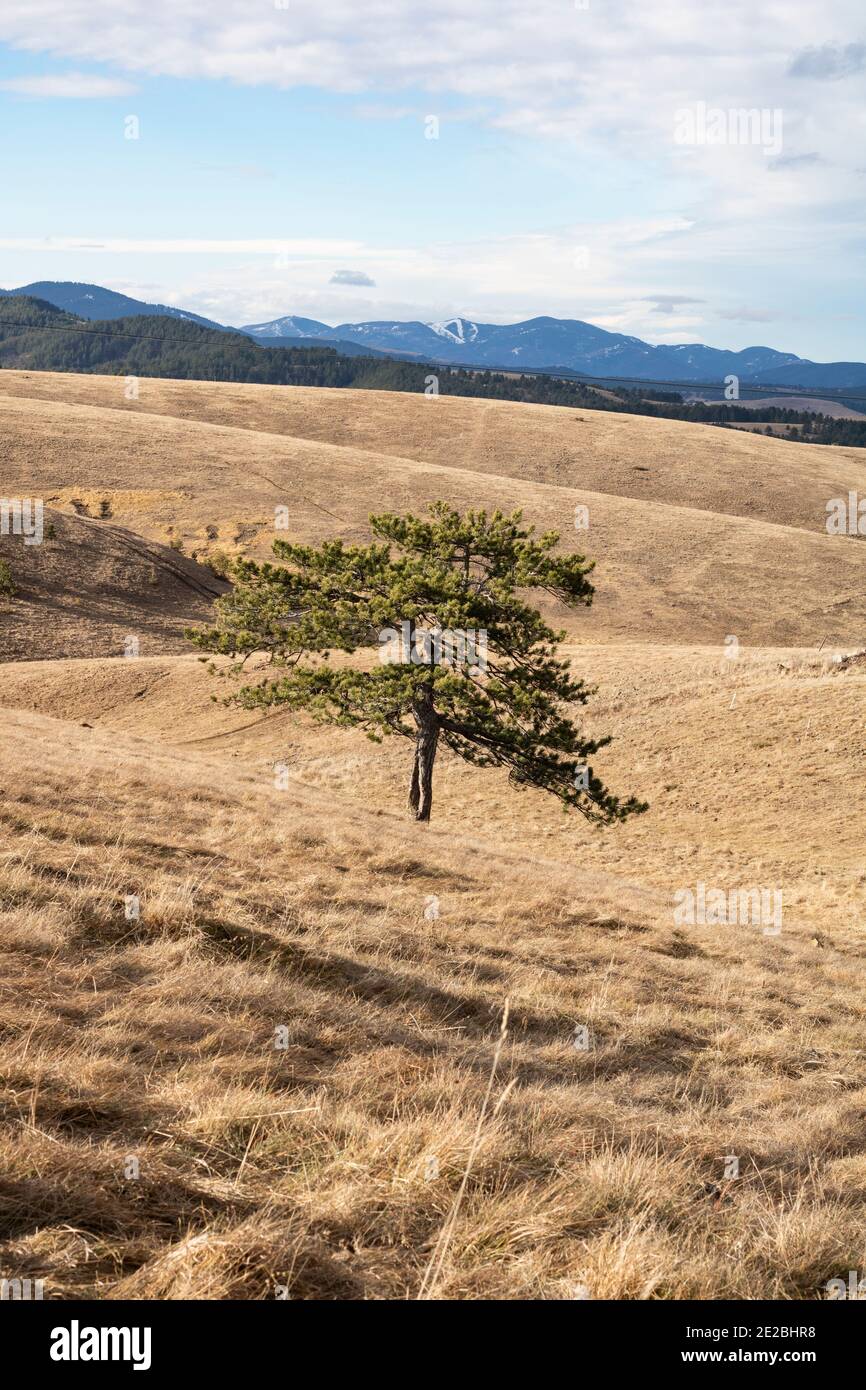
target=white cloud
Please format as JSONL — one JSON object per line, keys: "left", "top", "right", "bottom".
{"left": 0, "top": 237, "right": 363, "bottom": 255}
{"left": 0, "top": 3, "right": 858, "bottom": 135}
{"left": 641, "top": 295, "right": 706, "bottom": 314}
{"left": 0, "top": 212, "right": 839, "bottom": 345}
{"left": 0, "top": 71, "right": 135, "bottom": 97}
{"left": 29, "top": 219, "right": 764, "bottom": 333}
{"left": 718, "top": 308, "right": 780, "bottom": 323}
{"left": 0, "top": 3, "right": 861, "bottom": 232}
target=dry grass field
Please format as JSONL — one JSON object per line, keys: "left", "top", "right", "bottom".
{"left": 1, "top": 371, "right": 865, "bottom": 1300}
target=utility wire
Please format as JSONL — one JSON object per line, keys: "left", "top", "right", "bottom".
{"left": 0, "top": 317, "right": 253, "bottom": 346}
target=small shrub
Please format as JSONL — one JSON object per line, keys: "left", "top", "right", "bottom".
{"left": 0, "top": 560, "right": 16, "bottom": 596}
{"left": 205, "top": 550, "right": 234, "bottom": 579}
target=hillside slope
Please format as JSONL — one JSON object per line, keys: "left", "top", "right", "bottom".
{"left": 3, "top": 370, "right": 865, "bottom": 533}
{"left": 2, "top": 699, "right": 865, "bottom": 1300}
{"left": 1, "top": 645, "right": 863, "bottom": 936}
{"left": 3, "top": 381, "right": 866, "bottom": 647}
{"left": 0, "top": 508, "right": 228, "bottom": 661}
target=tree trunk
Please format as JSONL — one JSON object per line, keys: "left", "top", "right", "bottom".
{"left": 408, "top": 689, "right": 439, "bottom": 822}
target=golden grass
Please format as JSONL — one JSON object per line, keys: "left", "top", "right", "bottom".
{"left": 2, "top": 645, "right": 862, "bottom": 938}
{"left": 2, "top": 371, "right": 866, "bottom": 1300}
{"left": 1, "top": 702, "right": 865, "bottom": 1299}
{"left": 4, "top": 368, "right": 866, "bottom": 538}
{"left": 4, "top": 374, "right": 866, "bottom": 646}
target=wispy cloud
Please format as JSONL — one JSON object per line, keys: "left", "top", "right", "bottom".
{"left": 0, "top": 2, "right": 859, "bottom": 231}
{"left": 718, "top": 307, "right": 779, "bottom": 323}
{"left": 641, "top": 295, "right": 705, "bottom": 314}
{"left": 767, "top": 152, "right": 824, "bottom": 170}
{"left": 0, "top": 238, "right": 363, "bottom": 255}
{"left": 0, "top": 72, "right": 135, "bottom": 98}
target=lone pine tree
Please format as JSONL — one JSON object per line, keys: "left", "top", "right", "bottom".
{"left": 190, "top": 503, "right": 646, "bottom": 825}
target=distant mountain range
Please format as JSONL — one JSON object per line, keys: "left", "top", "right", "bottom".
{"left": 0, "top": 284, "right": 391, "bottom": 360}
{"left": 242, "top": 312, "right": 866, "bottom": 390}
{"left": 1, "top": 282, "right": 864, "bottom": 390}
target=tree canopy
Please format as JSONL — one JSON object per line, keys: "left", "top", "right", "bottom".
{"left": 191, "top": 502, "right": 647, "bottom": 825}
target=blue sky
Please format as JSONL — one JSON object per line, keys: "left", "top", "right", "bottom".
{"left": 0, "top": 0, "right": 863, "bottom": 360}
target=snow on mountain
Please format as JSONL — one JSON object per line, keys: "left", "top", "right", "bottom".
{"left": 15, "top": 284, "right": 847, "bottom": 388}
{"left": 428, "top": 318, "right": 481, "bottom": 344}
{"left": 240, "top": 315, "right": 332, "bottom": 339}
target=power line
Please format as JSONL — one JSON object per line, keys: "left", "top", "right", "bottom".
{"left": 2, "top": 315, "right": 865, "bottom": 409}
{"left": 0, "top": 317, "right": 253, "bottom": 346}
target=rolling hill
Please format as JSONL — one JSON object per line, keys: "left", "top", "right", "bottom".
{"left": 2, "top": 370, "right": 865, "bottom": 1300}
{"left": 4, "top": 298, "right": 864, "bottom": 448}
{"left": 2, "top": 371, "right": 866, "bottom": 647}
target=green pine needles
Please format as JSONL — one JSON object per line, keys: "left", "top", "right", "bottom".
{"left": 189, "top": 502, "right": 647, "bottom": 825}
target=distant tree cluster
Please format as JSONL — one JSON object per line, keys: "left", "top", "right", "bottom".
{"left": 652, "top": 398, "right": 866, "bottom": 445}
